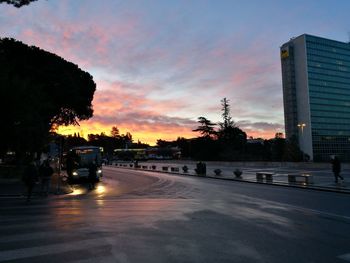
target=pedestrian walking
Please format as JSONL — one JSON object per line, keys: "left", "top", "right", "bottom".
{"left": 22, "top": 161, "right": 38, "bottom": 202}
{"left": 331, "top": 156, "right": 344, "bottom": 183}
{"left": 39, "top": 159, "right": 54, "bottom": 196}
{"left": 88, "top": 161, "right": 97, "bottom": 190}
{"left": 66, "top": 152, "right": 76, "bottom": 177}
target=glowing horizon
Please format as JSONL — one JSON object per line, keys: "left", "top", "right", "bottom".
{"left": 56, "top": 123, "right": 197, "bottom": 146}
{"left": 56, "top": 120, "right": 279, "bottom": 146}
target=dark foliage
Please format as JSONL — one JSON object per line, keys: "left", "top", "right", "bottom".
{"left": 192, "top": 117, "right": 217, "bottom": 139}
{"left": 282, "top": 135, "right": 304, "bottom": 161}
{"left": 88, "top": 133, "right": 120, "bottom": 156}
{"left": 155, "top": 97, "right": 304, "bottom": 162}
{"left": 0, "top": 0, "right": 38, "bottom": 8}
{"left": 216, "top": 98, "right": 247, "bottom": 160}
{"left": 219, "top": 98, "right": 234, "bottom": 131}
{"left": 88, "top": 128, "right": 148, "bottom": 156}
{"left": 64, "top": 133, "right": 88, "bottom": 150}
{"left": 0, "top": 38, "right": 96, "bottom": 158}
{"left": 189, "top": 137, "right": 220, "bottom": 161}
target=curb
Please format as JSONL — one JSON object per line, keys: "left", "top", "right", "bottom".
{"left": 108, "top": 165, "right": 350, "bottom": 195}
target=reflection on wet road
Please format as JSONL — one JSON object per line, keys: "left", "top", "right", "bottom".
{"left": 0, "top": 166, "right": 349, "bottom": 263}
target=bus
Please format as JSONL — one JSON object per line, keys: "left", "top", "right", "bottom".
{"left": 66, "top": 146, "right": 103, "bottom": 182}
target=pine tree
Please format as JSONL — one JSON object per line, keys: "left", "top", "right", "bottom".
{"left": 220, "top": 98, "right": 234, "bottom": 130}
{"left": 193, "top": 117, "right": 217, "bottom": 138}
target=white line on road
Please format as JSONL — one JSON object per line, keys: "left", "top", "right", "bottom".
{"left": 0, "top": 237, "right": 109, "bottom": 261}
{"left": 281, "top": 203, "right": 350, "bottom": 221}
{"left": 0, "top": 226, "right": 105, "bottom": 243}
{"left": 70, "top": 255, "right": 119, "bottom": 263}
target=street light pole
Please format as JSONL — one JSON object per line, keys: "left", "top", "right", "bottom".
{"left": 297, "top": 123, "right": 306, "bottom": 134}
{"left": 56, "top": 136, "right": 63, "bottom": 195}
{"left": 297, "top": 123, "right": 306, "bottom": 161}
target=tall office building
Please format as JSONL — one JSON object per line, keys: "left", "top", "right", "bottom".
{"left": 281, "top": 34, "right": 350, "bottom": 161}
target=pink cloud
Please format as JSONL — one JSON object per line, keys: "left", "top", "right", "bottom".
{"left": 1, "top": 2, "right": 286, "bottom": 144}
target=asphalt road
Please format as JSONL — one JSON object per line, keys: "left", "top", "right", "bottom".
{"left": 0, "top": 166, "right": 349, "bottom": 263}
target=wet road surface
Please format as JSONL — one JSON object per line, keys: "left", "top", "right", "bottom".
{"left": 0, "top": 166, "right": 350, "bottom": 262}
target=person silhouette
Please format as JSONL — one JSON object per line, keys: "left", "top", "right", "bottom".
{"left": 39, "top": 159, "right": 54, "bottom": 196}
{"left": 88, "top": 161, "right": 97, "bottom": 190}
{"left": 331, "top": 156, "right": 344, "bottom": 183}
{"left": 23, "top": 161, "right": 38, "bottom": 202}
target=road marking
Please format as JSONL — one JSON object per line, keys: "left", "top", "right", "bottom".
{"left": 282, "top": 204, "right": 350, "bottom": 221}
{"left": 0, "top": 237, "right": 109, "bottom": 261}
{"left": 0, "top": 227, "right": 100, "bottom": 243}
{"left": 70, "top": 255, "right": 118, "bottom": 263}
{"left": 339, "top": 253, "right": 350, "bottom": 262}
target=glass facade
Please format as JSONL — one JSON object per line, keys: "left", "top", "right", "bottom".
{"left": 281, "top": 34, "right": 350, "bottom": 161}
{"left": 306, "top": 35, "right": 350, "bottom": 161}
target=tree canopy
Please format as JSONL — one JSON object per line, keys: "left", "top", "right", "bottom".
{"left": 0, "top": 0, "right": 38, "bottom": 7}
{"left": 0, "top": 38, "right": 96, "bottom": 157}
{"left": 217, "top": 98, "right": 246, "bottom": 149}
{"left": 192, "top": 117, "right": 217, "bottom": 138}
{"left": 219, "top": 98, "right": 234, "bottom": 130}
{"left": 110, "top": 126, "right": 120, "bottom": 138}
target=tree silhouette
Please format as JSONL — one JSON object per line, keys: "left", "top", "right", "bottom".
{"left": 0, "top": 38, "right": 96, "bottom": 158}
{"left": 0, "top": 0, "right": 39, "bottom": 7}
{"left": 110, "top": 126, "right": 120, "bottom": 138}
{"left": 193, "top": 117, "right": 217, "bottom": 138}
{"left": 217, "top": 98, "right": 246, "bottom": 146}
{"left": 219, "top": 98, "right": 234, "bottom": 130}
{"left": 122, "top": 132, "right": 133, "bottom": 148}
{"left": 282, "top": 135, "right": 304, "bottom": 161}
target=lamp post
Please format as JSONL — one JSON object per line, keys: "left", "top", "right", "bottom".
{"left": 55, "top": 135, "right": 63, "bottom": 195}
{"left": 297, "top": 123, "right": 306, "bottom": 161}
{"left": 297, "top": 123, "right": 306, "bottom": 134}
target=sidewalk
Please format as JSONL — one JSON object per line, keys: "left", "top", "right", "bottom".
{"left": 2, "top": 162, "right": 349, "bottom": 196}
{"left": 0, "top": 172, "right": 73, "bottom": 197}
{"left": 113, "top": 161, "right": 350, "bottom": 194}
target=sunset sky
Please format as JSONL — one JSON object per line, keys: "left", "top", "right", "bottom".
{"left": 1, "top": 0, "right": 350, "bottom": 145}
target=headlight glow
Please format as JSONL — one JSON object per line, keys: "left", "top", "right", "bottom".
{"left": 69, "top": 188, "right": 83, "bottom": 195}
{"left": 96, "top": 185, "right": 106, "bottom": 194}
